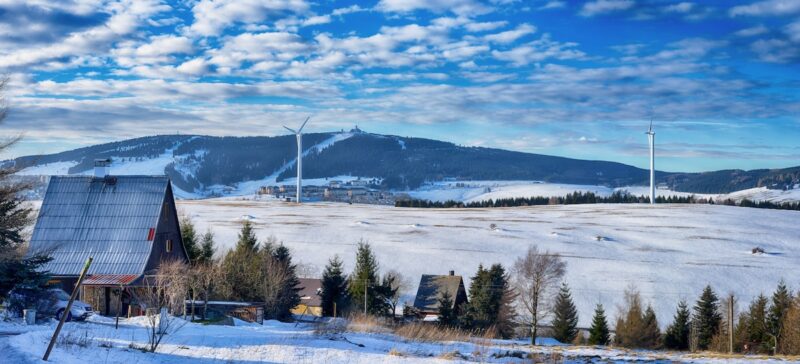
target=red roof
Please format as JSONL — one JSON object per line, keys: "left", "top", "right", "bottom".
{"left": 83, "top": 274, "right": 140, "bottom": 286}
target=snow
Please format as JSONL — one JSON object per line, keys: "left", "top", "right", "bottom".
{"left": 0, "top": 314, "right": 791, "bottom": 363}
{"left": 406, "top": 181, "right": 710, "bottom": 203}
{"left": 719, "top": 186, "right": 800, "bottom": 204}
{"left": 176, "top": 199, "right": 800, "bottom": 330}
{"left": 17, "top": 161, "right": 78, "bottom": 176}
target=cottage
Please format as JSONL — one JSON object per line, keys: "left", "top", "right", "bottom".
{"left": 28, "top": 161, "right": 189, "bottom": 317}
{"left": 291, "top": 278, "right": 323, "bottom": 317}
{"left": 412, "top": 271, "right": 468, "bottom": 320}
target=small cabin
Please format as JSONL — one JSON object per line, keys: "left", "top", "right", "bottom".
{"left": 28, "top": 162, "right": 188, "bottom": 317}
{"left": 412, "top": 271, "right": 468, "bottom": 320}
{"left": 292, "top": 278, "right": 323, "bottom": 317}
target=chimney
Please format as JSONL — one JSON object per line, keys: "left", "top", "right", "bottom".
{"left": 449, "top": 270, "right": 455, "bottom": 276}
{"left": 94, "top": 158, "right": 111, "bottom": 178}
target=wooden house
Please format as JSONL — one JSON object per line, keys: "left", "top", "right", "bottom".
{"left": 412, "top": 271, "right": 468, "bottom": 320}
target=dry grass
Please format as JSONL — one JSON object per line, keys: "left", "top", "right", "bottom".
{"left": 393, "top": 322, "right": 473, "bottom": 343}
{"left": 343, "top": 313, "right": 393, "bottom": 334}
{"left": 388, "top": 348, "right": 404, "bottom": 357}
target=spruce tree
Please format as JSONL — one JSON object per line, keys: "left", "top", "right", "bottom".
{"left": 747, "top": 294, "right": 770, "bottom": 352}
{"left": 180, "top": 216, "right": 201, "bottom": 263}
{"left": 768, "top": 280, "right": 793, "bottom": 348}
{"left": 460, "top": 264, "right": 490, "bottom": 329}
{"left": 237, "top": 220, "right": 259, "bottom": 251}
{"left": 588, "top": 304, "right": 610, "bottom": 345}
{"left": 438, "top": 290, "right": 457, "bottom": 327}
{"left": 321, "top": 255, "right": 348, "bottom": 317}
{"left": 263, "top": 244, "right": 301, "bottom": 322}
{"left": 664, "top": 301, "right": 691, "bottom": 350}
{"left": 198, "top": 229, "right": 216, "bottom": 264}
{"left": 551, "top": 283, "right": 579, "bottom": 344}
{"left": 693, "top": 285, "right": 722, "bottom": 350}
{"left": 642, "top": 305, "right": 661, "bottom": 349}
{"left": 348, "top": 241, "right": 381, "bottom": 315}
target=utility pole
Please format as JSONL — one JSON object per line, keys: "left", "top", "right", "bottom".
{"left": 728, "top": 293, "right": 734, "bottom": 354}
{"left": 364, "top": 281, "right": 368, "bottom": 315}
{"left": 44, "top": 257, "right": 93, "bottom": 361}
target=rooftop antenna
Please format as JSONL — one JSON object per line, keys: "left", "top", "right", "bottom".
{"left": 284, "top": 116, "right": 310, "bottom": 204}
{"left": 646, "top": 117, "right": 655, "bottom": 205}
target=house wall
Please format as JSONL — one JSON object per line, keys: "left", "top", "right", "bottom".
{"left": 291, "top": 304, "right": 322, "bottom": 317}
{"left": 145, "top": 184, "right": 189, "bottom": 272}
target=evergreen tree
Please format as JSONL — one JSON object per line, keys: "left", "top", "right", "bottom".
{"left": 321, "top": 255, "right": 348, "bottom": 317}
{"left": 237, "top": 220, "right": 259, "bottom": 251}
{"left": 460, "top": 264, "right": 490, "bottom": 329}
{"left": 747, "top": 294, "right": 770, "bottom": 352}
{"left": 693, "top": 285, "right": 722, "bottom": 350}
{"left": 616, "top": 287, "right": 646, "bottom": 348}
{"left": 438, "top": 290, "right": 457, "bottom": 327}
{"left": 348, "top": 241, "right": 381, "bottom": 315}
{"left": 198, "top": 229, "right": 216, "bottom": 264}
{"left": 588, "top": 304, "right": 610, "bottom": 345}
{"left": 180, "top": 216, "right": 201, "bottom": 263}
{"left": 261, "top": 244, "right": 301, "bottom": 322}
{"left": 768, "top": 280, "right": 793, "bottom": 348}
{"left": 664, "top": 301, "right": 691, "bottom": 350}
{"left": 551, "top": 283, "right": 579, "bottom": 344}
{"left": 642, "top": 305, "right": 661, "bottom": 349}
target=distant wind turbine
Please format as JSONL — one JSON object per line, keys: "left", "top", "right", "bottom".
{"left": 646, "top": 119, "right": 655, "bottom": 205}
{"left": 284, "top": 116, "right": 310, "bottom": 204}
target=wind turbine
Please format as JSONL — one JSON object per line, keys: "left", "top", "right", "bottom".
{"left": 284, "top": 116, "right": 310, "bottom": 204}
{"left": 646, "top": 119, "right": 655, "bottom": 205}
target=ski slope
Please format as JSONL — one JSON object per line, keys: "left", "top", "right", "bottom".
{"left": 177, "top": 199, "right": 800, "bottom": 328}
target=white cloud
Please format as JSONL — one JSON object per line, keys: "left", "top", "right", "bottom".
{"left": 785, "top": 19, "right": 800, "bottom": 41}
{"left": 491, "top": 35, "right": 585, "bottom": 65}
{"left": 664, "top": 2, "right": 694, "bottom": 13}
{"left": 332, "top": 5, "right": 367, "bottom": 16}
{"left": 484, "top": 23, "right": 536, "bottom": 44}
{"left": 209, "top": 32, "right": 310, "bottom": 69}
{"left": 176, "top": 58, "right": 208, "bottom": 75}
{"left": 188, "top": 0, "right": 310, "bottom": 36}
{"left": 579, "top": 0, "right": 635, "bottom": 17}
{"left": 464, "top": 20, "right": 508, "bottom": 32}
{"left": 730, "top": 0, "right": 800, "bottom": 17}
{"left": 734, "top": 25, "right": 770, "bottom": 37}
{"left": 751, "top": 38, "right": 799, "bottom": 62}
{"left": 376, "top": 0, "right": 492, "bottom": 16}
{"left": 539, "top": 1, "right": 566, "bottom": 10}
{"left": 303, "top": 15, "right": 331, "bottom": 26}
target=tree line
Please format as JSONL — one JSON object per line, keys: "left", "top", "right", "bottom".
{"left": 396, "top": 190, "right": 800, "bottom": 211}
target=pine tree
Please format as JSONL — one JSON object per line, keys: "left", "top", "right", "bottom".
{"left": 348, "top": 241, "right": 381, "bottom": 315}
{"left": 237, "top": 220, "right": 259, "bottom": 251}
{"left": 198, "top": 229, "right": 216, "bottom": 264}
{"left": 180, "top": 216, "right": 201, "bottom": 263}
{"left": 642, "top": 305, "right": 661, "bottom": 349}
{"left": 616, "top": 287, "right": 646, "bottom": 348}
{"left": 551, "top": 283, "right": 579, "bottom": 344}
{"left": 438, "top": 290, "right": 457, "bottom": 327}
{"left": 664, "top": 301, "right": 691, "bottom": 350}
{"left": 460, "top": 263, "right": 516, "bottom": 338}
{"left": 747, "top": 294, "right": 770, "bottom": 352}
{"left": 693, "top": 285, "right": 722, "bottom": 350}
{"left": 768, "top": 280, "right": 793, "bottom": 349}
{"left": 321, "top": 255, "right": 348, "bottom": 317}
{"left": 588, "top": 304, "right": 610, "bottom": 345}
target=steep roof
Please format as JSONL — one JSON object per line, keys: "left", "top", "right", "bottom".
{"left": 297, "top": 278, "right": 322, "bottom": 307}
{"left": 413, "top": 274, "right": 464, "bottom": 312}
{"left": 29, "top": 176, "right": 170, "bottom": 276}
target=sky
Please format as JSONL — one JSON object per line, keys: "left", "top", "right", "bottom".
{"left": 0, "top": 0, "right": 798, "bottom": 172}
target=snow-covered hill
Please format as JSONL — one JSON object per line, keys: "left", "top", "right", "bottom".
{"left": 177, "top": 199, "right": 800, "bottom": 328}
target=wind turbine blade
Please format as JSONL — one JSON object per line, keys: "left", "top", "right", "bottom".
{"left": 284, "top": 126, "right": 297, "bottom": 134}
{"left": 298, "top": 116, "right": 310, "bottom": 133}
{"left": 649, "top": 119, "right": 653, "bottom": 132}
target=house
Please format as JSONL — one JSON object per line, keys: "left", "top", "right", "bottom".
{"left": 412, "top": 271, "right": 468, "bottom": 320}
{"left": 291, "top": 278, "right": 323, "bottom": 317}
{"left": 27, "top": 159, "right": 189, "bottom": 317}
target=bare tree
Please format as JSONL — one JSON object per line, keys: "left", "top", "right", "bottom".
{"left": 137, "top": 260, "right": 188, "bottom": 352}
{"left": 384, "top": 269, "right": 411, "bottom": 319}
{"left": 513, "top": 245, "right": 566, "bottom": 345}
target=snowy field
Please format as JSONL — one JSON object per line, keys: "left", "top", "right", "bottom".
{"left": 0, "top": 315, "right": 795, "bottom": 363}
{"left": 177, "top": 199, "right": 800, "bottom": 328}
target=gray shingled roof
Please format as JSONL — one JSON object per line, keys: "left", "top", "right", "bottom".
{"left": 29, "top": 176, "right": 169, "bottom": 276}
{"left": 413, "top": 274, "right": 464, "bottom": 312}
{"left": 297, "top": 278, "right": 322, "bottom": 307}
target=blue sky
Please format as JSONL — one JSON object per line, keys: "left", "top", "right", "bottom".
{"left": 0, "top": 0, "right": 798, "bottom": 172}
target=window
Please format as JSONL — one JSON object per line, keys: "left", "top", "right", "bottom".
{"left": 166, "top": 239, "right": 172, "bottom": 253}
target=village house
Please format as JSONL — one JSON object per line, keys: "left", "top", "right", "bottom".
{"left": 27, "top": 159, "right": 189, "bottom": 317}
{"left": 412, "top": 271, "right": 468, "bottom": 321}
{"left": 291, "top": 278, "right": 323, "bottom": 317}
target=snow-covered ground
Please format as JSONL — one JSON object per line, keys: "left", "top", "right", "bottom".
{"left": 177, "top": 199, "right": 800, "bottom": 329}
{"left": 0, "top": 315, "right": 793, "bottom": 363}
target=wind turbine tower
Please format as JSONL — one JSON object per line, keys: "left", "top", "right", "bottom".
{"left": 284, "top": 116, "right": 310, "bottom": 204}
{"left": 646, "top": 119, "right": 655, "bottom": 205}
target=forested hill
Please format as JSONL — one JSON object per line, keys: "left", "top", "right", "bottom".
{"left": 4, "top": 131, "right": 798, "bottom": 196}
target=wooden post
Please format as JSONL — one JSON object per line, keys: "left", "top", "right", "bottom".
{"left": 115, "top": 285, "right": 122, "bottom": 329}
{"left": 728, "top": 294, "right": 734, "bottom": 354}
{"left": 43, "top": 257, "right": 92, "bottom": 361}
{"left": 333, "top": 302, "right": 337, "bottom": 319}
